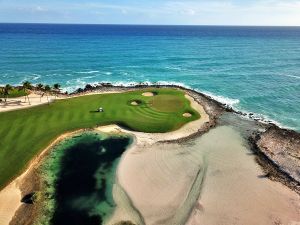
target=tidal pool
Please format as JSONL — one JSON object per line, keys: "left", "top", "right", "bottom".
{"left": 38, "top": 132, "right": 132, "bottom": 225}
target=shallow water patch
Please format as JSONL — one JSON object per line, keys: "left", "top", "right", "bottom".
{"left": 37, "top": 132, "right": 132, "bottom": 225}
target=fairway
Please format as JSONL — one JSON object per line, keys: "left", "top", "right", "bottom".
{"left": 0, "top": 88, "right": 199, "bottom": 189}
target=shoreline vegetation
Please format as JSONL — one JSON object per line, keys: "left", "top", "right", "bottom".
{"left": 0, "top": 83, "right": 299, "bottom": 225}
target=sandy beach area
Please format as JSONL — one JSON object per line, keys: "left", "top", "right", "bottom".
{"left": 185, "top": 126, "right": 300, "bottom": 225}
{"left": 108, "top": 125, "right": 300, "bottom": 225}
{"left": 0, "top": 93, "right": 59, "bottom": 113}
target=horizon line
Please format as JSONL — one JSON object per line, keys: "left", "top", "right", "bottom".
{"left": 0, "top": 22, "right": 300, "bottom": 27}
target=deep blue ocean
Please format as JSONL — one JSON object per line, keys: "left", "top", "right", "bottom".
{"left": 0, "top": 24, "right": 299, "bottom": 131}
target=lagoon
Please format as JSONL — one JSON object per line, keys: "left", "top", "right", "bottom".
{"left": 39, "top": 132, "right": 131, "bottom": 225}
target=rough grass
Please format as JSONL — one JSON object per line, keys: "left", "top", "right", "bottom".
{"left": 0, "top": 88, "right": 200, "bottom": 189}
{"left": 0, "top": 87, "right": 28, "bottom": 98}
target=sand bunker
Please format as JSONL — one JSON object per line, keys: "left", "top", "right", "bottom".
{"left": 130, "top": 101, "right": 139, "bottom": 106}
{"left": 183, "top": 113, "right": 192, "bottom": 118}
{"left": 130, "top": 100, "right": 142, "bottom": 106}
{"left": 142, "top": 92, "right": 154, "bottom": 97}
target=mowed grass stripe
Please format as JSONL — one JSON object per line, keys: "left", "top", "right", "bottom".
{"left": 0, "top": 88, "right": 200, "bottom": 189}
{"left": 133, "top": 107, "right": 168, "bottom": 119}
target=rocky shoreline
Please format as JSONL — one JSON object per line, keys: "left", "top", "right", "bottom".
{"left": 250, "top": 126, "right": 300, "bottom": 194}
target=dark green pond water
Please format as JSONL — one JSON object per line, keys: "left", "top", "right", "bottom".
{"left": 39, "top": 132, "right": 131, "bottom": 225}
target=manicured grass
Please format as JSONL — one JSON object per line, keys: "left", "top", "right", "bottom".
{"left": 0, "top": 87, "right": 28, "bottom": 98}
{"left": 0, "top": 88, "right": 199, "bottom": 189}
{"left": 150, "top": 94, "right": 185, "bottom": 112}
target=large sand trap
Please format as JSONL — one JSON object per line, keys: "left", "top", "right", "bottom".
{"left": 142, "top": 92, "right": 154, "bottom": 97}
{"left": 113, "top": 142, "right": 205, "bottom": 225}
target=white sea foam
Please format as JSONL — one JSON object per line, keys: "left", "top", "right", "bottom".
{"left": 165, "top": 66, "right": 183, "bottom": 71}
{"left": 238, "top": 110, "right": 296, "bottom": 130}
{"left": 32, "top": 74, "right": 41, "bottom": 80}
{"left": 20, "top": 74, "right": 41, "bottom": 83}
{"left": 201, "top": 91, "right": 240, "bottom": 107}
{"left": 81, "top": 75, "right": 97, "bottom": 79}
{"left": 76, "top": 70, "right": 100, "bottom": 74}
{"left": 282, "top": 74, "right": 300, "bottom": 79}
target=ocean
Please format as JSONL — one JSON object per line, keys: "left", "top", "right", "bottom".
{"left": 0, "top": 24, "right": 299, "bottom": 131}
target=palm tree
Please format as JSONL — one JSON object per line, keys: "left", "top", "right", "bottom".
{"left": 53, "top": 83, "right": 61, "bottom": 98}
{"left": 3, "top": 84, "right": 12, "bottom": 103}
{"left": 36, "top": 83, "right": 44, "bottom": 102}
{"left": 0, "top": 87, "right": 3, "bottom": 102}
{"left": 22, "top": 81, "right": 32, "bottom": 105}
{"left": 44, "top": 85, "right": 51, "bottom": 104}
{"left": 36, "top": 83, "right": 43, "bottom": 90}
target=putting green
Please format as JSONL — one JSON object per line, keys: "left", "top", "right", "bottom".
{"left": 0, "top": 88, "right": 200, "bottom": 189}
{"left": 150, "top": 94, "right": 185, "bottom": 112}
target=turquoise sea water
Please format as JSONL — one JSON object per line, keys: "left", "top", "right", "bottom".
{"left": 0, "top": 24, "right": 299, "bottom": 130}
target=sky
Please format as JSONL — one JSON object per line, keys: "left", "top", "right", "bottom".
{"left": 0, "top": 0, "right": 300, "bottom": 26}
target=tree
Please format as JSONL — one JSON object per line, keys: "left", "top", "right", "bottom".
{"left": 36, "top": 83, "right": 43, "bottom": 90}
{"left": 44, "top": 85, "right": 51, "bottom": 104}
{"left": 53, "top": 83, "right": 61, "bottom": 98}
{"left": 0, "top": 87, "right": 3, "bottom": 102}
{"left": 36, "top": 83, "right": 44, "bottom": 102}
{"left": 3, "top": 84, "right": 12, "bottom": 103}
{"left": 22, "top": 81, "right": 32, "bottom": 105}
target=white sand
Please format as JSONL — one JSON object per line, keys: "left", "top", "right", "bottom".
{"left": 0, "top": 93, "right": 57, "bottom": 112}
{"left": 0, "top": 180, "right": 21, "bottom": 225}
{"left": 109, "top": 126, "right": 300, "bottom": 225}
{"left": 142, "top": 92, "right": 154, "bottom": 97}
{"left": 111, "top": 143, "right": 204, "bottom": 225}
{"left": 186, "top": 126, "right": 300, "bottom": 225}
{"left": 183, "top": 112, "right": 192, "bottom": 117}
{"left": 130, "top": 101, "right": 139, "bottom": 106}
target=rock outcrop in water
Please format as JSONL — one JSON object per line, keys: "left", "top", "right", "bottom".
{"left": 254, "top": 126, "right": 300, "bottom": 193}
